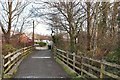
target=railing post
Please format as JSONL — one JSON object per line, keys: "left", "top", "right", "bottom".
{"left": 23, "top": 47, "right": 25, "bottom": 55}
{"left": 53, "top": 46, "right": 57, "bottom": 59}
{"left": 100, "top": 60, "right": 105, "bottom": 78}
{"left": 81, "top": 56, "right": 83, "bottom": 76}
{"left": 73, "top": 53, "right": 75, "bottom": 70}
{"left": 60, "top": 51, "right": 64, "bottom": 61}
{"left": 66, "top": 52, "right": 69, "bottom": 65}
{"left": 2, "top": 55, "right": 4, "bottom": 79}
{"left": 27, "top": 47, "right": 29, "bottom": 53}
{"left": 8, "top": 52, "right": 11, "bottom": 67}
{"left": 0, "top": 55, "right": 4, "bottom": 79}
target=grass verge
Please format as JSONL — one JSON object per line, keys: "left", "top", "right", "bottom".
{"left": 55, "top": 58, "right": 83, "bottom": 80}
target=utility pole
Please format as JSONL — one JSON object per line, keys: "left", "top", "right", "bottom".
{"left": 32, "top": 20, "right": 35, "bottom": 46}
{"left": 0, "top": 28, "right": 3, "bottom": 80}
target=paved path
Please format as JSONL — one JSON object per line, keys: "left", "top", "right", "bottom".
{"left": 14, "top": 49, "right": 70, "bottom": 78}
{"left": 35, "top": 46, "right": 48, "bottom": 50}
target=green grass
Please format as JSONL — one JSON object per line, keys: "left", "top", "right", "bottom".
{"left": 55, "top": 58, "right": 83, "bottom": 80}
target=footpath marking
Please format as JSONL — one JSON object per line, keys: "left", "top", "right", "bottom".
{"left": 32, "top": 57, "right": 51, "bottom": 59}
{"left": 21, "top": 76, "right": 65, "bottom": 78}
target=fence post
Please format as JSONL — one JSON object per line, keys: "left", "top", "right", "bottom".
{"left": 2, "top": 55, "right": 4, "bottom": 79}
{"left": 73, "top": 53, "right": 75, "bottom": 70}
{"left": 28, "top": 47, "right": 30, "bottom": 54}
{"left": 66, "top": 52, "right": 69, "bottom": 65}
{"left": 8, "top": 52, "right": 11, "bottom": 67}
{"left": 53, "top": 46, "right": 57, "bottom": 59}
{"left": 100, "top": 60, "right": 105, "bottom": 78}
{"left": 81, "top": 56, "right": 83, "bottom": 76}
{"left": 0, "top": 55, "right": 4, "bottom": 80}
{"left": 23, "top": 47, "right": 25, "bottom": 56}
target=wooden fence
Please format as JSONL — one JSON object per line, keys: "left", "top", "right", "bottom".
{"left": 54, "top": 48, "right": 120, "bottom": 79}
{"left": 2, "top": 46, "right": 33, "bottom": 78}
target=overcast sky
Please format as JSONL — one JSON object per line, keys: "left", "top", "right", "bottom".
{"left": 0, "top": 0, "right": 52, "bottom": 36}
{"left": 0, "top": 0, "right": 117, "bottom": 36}
{"left": 22, "top": 1, "right": 52, "bottom": 36}
{"left": 25, "top": 23, "right": 52, "bottom": 35}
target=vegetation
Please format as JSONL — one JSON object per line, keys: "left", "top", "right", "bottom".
{"left": 56, "top": 58, "right": 78, "bottom": 77}
{"left": 35, "top": 42, "right": 47, "bottom": 47}
{"left": 2, "top": 44, "right": 16, "bottom": 55}
{"left": 105, "top": 48, "right": 120, "bottom": 64}
{"left": 1, "top": 0, "right": 120, "bottom": 78}
{"left": 52, "top": 33, "right": 68, "bottom": 50}
{"left": 0, "top": 1, "right": 29, "bottom": 44}
{"left": 33, "top": 1, "right": 120, "bottom": 62}
{"left": 56, "top": 58, "right": 86, "bottom": 80}
{"left": 1, "top": 1, "right": 120, "bottom": 62}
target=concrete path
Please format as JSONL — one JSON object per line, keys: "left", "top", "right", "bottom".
{"left": 35, "top": 46, "right": 48, "bottom": 50}
{"left": 14, "top": 50, "right": 70, "bottom": 78}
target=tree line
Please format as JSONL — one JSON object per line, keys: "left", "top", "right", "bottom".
{"left": 32, "top": 0, "right": 120, "bottom": 61}
{"left": 0, "top": 0, "right": 120, "bottom": 63}
{"left": 0, "top": 0, "right": 32, "bottom": 44}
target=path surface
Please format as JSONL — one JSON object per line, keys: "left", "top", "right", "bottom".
{"left": 14, "top": 49, "right": 70, "bottom": 78}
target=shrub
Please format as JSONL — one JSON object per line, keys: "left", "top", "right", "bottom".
{"left": 2, "top": 44, "right": 16, "bottom": 56}
{"left": 39, "top": 42, "right": 46, "bottom": 47}
{"left": 105, "top": 47, "right": 120, "bottom": 64}
{"left": 52, "top": 34, "right": 67, "bottom": 50}
{"left": 35, "top": 42, "right": 46, "bottom": 47}
{"left": 105, "top": 47, "right": 120, "bottom": 76}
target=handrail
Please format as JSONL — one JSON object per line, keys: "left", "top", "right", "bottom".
{"left": 3, "top": 46, "right": 33, "bottom": 77}
{"left": 82, "top": 56, "right": 120, "bottom": 69}
{"left": 55, "top": 48, "right": 120, "bottom": 79}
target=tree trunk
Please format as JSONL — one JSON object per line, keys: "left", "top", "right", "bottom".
{"left": 69, "top": 34, "right": 75, "bottom": 53}
{"left": 86, "top": 2, "right": 91, "bottom": 51}
{"left": 118, "top": 7, "right": 120, "bottom": 48}
{"left": 4, "top": 32, "right": 10, "bottom": 44}
{"left": 3, "top": 1, "right": 12, "bottom": 44}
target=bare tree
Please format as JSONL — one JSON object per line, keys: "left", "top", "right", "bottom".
{"left": 42, "top": 0, "right": 86, "bottom": 53}
{"left": 86, "top": 2, "right": 91, "bottom": 52}
{"left": 0, "top": 0, "right": 29, "bottom": 44}
{"left": 27, "top": 0, "right": 120, "bottom": 60}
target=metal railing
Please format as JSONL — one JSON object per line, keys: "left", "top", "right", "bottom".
{"left": 54, "top": 48, "right": 120, "bottom": 79}
{"left": 2, "top": 46, "right": 33, "bottom": 78}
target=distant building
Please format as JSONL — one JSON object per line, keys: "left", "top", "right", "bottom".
{"left": 10, "top": 33, "right": 32, "bottom": 47}
{"left": 1, "top": 30, "right": 21, "bottom": 44}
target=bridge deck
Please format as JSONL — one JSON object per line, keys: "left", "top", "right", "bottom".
{"left": 14, "top": 50, "right": 70, "bottom": 78}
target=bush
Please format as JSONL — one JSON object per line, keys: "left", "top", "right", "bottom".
{"left": 52, "top": 34, "right": 67, "bottom": 50}
{"left": 2, "top": 44, "right": 16, "bottom": 56}
{"left": 35, "top": 42, "right": 46, "bottom": 47}
{"left": 105, "top": 47, "right": 120, "bottom": 64}
{"left": 105, "top": 47, "right": 120, "bottom": 76}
